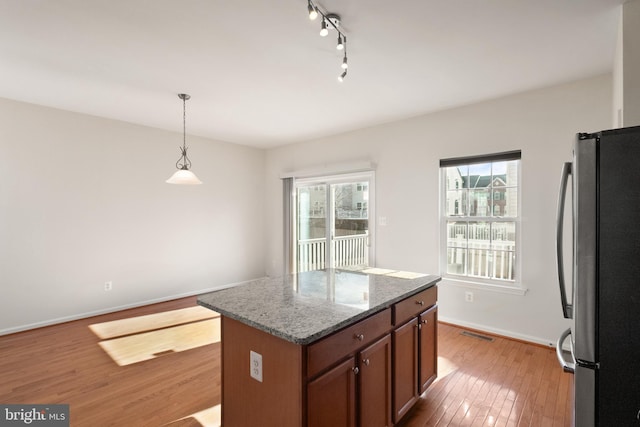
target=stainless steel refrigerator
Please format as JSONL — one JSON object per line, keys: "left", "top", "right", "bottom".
{"left": 555, "top": 125, "right": 640, "bottom": 426}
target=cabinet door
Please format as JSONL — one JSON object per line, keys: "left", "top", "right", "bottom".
{"left": 392, "top": 318, "right": 418, "bottom": 423}
{"left": 418, "top": 305, "right": 437, "bottom": 394}
{"left": 307, "top": 357, "right": 357, "bottom": 427}
{"left": 359, "top": 334, "right": 392, "bottom": 427}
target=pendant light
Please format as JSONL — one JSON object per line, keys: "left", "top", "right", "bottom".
{"left": 166, "top": 93, "right": 203, "bottom": 185}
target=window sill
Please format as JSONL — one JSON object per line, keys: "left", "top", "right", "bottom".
{"left": 441, "top": 276, "right": 528, "bottom": 295}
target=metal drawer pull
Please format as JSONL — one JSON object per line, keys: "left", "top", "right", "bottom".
{"left": 352, "top": 367, "right": 359, "bottom": 375}
{"left": 422, "top": 319, "right": 428, "bottom": 324}
{"left": 416, "top": 300, "right": 424, "bottom": 306}
{"left": 354, "top": 333, "right": 364, "bottom": 341}
{"left": 363, "top": 358, "right": 370, "bottom": 366}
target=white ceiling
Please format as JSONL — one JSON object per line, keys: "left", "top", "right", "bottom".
{"left": 0, "top": 0, "right": 624, "bottom": 148}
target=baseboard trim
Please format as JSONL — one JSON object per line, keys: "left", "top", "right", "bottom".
{"left": 438, "top": 316, "right": 556, "bottom": 349}
{"left": 0, "top": 277, "right": 265, "bottom": 336}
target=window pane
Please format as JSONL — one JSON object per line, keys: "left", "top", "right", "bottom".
{"left": 501, "top": 187, "right": 518, "bottom": 217}
{"left": 445, "top": 166, "right": 468, "bottom": 190}
{"left": 492, "top": 160, "right": 518, "bottom": 187}
{"left": 491, "top": 222, "right": 516, "bottom": 247}
{"left": 492, "top": 250, "right": 515, "bottom": 280}
{"left": 445, "top": 190, "right": 467, "bottom": 216}
{"left": 297, "top": 186, "right": 326, "bottom": 240}
{"left": 447, "top": 247, "right": 467, "bottom": 275}
{"left": 469, "top": 189, "right": 490, "bottom": 216}
{"left": 447, "top": 221, "right": 468, "bottom": 248}
{"left": 466, "top": 222, "right": 490, "bottom": 278}
{"left": 490, "top": 187, "right": 513, "bottom": 217}
{"left": 468, "top": 163, "right": 491, "bottom": 188}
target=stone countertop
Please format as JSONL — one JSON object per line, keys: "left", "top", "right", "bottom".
{"left": 197, "top": 268, "right": 440, "bottom": 345}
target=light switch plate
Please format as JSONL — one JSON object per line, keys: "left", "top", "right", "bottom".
{"left": 250, "top": 350, "right": 263, "bottom": 382}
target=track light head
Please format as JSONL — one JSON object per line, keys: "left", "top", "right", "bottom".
{"left": 308, "top": 1, "right": 318, "bottom": 20}
{"left": 341, "top": 54, "right": 348, "bottom": 69}
{"left": 338, "top": 70, "right": 347, "bottom": 82}
{"left": 320, "top": 20, "right": 329, "bottom": 37}
{"left": 337, "top": 34, "right": 344, "bottom": 50}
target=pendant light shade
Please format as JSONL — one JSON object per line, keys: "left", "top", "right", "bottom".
{"left": 166, "top": 93, "right": 202, "bottom": 185}
{"left": 166, "top": 168, "right": 203, "bottom": 185}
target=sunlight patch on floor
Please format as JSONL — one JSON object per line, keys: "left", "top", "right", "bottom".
{"left": 89, "top": 306, "right": 219, "bottom": 339}
{"left": 437, "top": 355, "right": 459, "bottom": 378}
{"left": 98, "top": 318, "right": 220, "bottom": 366}
{"left": 165, "top": 405, "right": 221, "bottom": 427}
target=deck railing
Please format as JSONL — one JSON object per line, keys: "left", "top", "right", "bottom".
{"left": 297, "top": 233, "right": 369, "bottom": 272}
{"left": 446, "top": 222, "right": 516, "bottom": 281}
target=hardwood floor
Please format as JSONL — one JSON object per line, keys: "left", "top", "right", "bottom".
{"left": 0, "top": 298, "right": 572, "bottom": 427}
{"left": 397, "top": 323, "right": 573, "bottom": 427}
{"left": 0, "top": 297, "right": 220, "bottom": 427}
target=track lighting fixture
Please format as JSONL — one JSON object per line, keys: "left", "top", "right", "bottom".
{"left": 307, "top": 1, "right": 318, "bottom": 20}
{"left": 319, "top": 19, "right": 329, "bottom": 37}
{"left": 304, "top": 1, "right": 351, "bottom": 81}
{"left": 338, "top": 70, "right": 347, "bottom": 82}
{"left": 166, "top": 93, "right": 202, "bottom": 185}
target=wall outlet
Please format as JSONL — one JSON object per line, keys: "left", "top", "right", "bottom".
{"left": 250, "top": 350, "right": 263, "bottom": 382}
{"left": 104, "top": 281, "right": 113, "bottom": 291}
{"left": 465, "top": 291, "right": 474, "bottom": 302}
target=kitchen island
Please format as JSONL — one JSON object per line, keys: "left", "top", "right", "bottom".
{"left": 198, "top": 268, "right": 441, "bottom": 427}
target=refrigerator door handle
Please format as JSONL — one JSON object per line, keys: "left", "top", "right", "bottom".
{"left": 556, "top": 162, "right": 573, "bottom": 319}
{"left": 556, "top": 328, "right": 575, "bottom": 373}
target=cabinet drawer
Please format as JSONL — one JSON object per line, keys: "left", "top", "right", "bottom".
{"left": 393, "top": 286, "right": 437, "bottom": 326}
{"left": 307, "top": 308, "right": 391, "bottom": 378}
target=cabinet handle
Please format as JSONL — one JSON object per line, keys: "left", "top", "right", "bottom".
{"left": 354, "top": 333, "right": 364, "bottom": 341}
{"left": 363, "top": 358, "right": 370, "bottom": 366}
{"left": 352, "top": 367, "right": 359, "bottom": 375}
{"left": 416, "top": 300, "right": 424, "bottom": 306}
{"left": 422, "top": 319, "right": 428, "bottom": 324}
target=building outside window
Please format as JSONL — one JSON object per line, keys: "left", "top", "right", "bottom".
{"left": 441, "top": 151, "right": 521, "bottom": 288}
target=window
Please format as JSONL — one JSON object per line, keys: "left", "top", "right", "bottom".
{"left": 440, "top": 151, "right": 520, "bottom": 287}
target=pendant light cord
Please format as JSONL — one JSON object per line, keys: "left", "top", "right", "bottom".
{"left": 176, "top": 93, "right": 192, "bottom": 170}
{"left": 182, "top": 95, "right": 187, "bottom": 151}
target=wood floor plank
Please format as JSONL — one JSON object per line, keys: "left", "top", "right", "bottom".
{"left": 397, "top": 324, "right": 573, "bottom": 427}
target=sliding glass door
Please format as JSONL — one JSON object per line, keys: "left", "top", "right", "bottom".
{"left": 294, "top": 173, "right": 374, "bottom": 273}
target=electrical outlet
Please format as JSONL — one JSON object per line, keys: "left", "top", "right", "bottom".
{"left": 104, "top": 281, "right": 113, "bottom": 291}
{"left": 465, "top": 291, "right": 474, "bottom": 302}
{"left": 250, "top": 350, "right": 263, "bottom": 382}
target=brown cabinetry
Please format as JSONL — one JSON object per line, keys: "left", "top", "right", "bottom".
{"left": 307, "top": 310, "right": 392, "bottom": 427}
{"left": 392, "top": 318, "right": 419, "bottom": 421}
{"left": 218, "top": 285, "right": 437, "bottom": 427}
{"left": 392, "top": 286, "right": 438, "bottom": 423}
{"left": 307, "top": 334, "right": 392, "bottom": 427}
{"left": 308, "top": 357, "right": 357, "bottom": 427}
{"left": 419, "top": 306, "right": 437, "bottom": 394}
{"left": 358, "top": 334, "right": 393, "bottom": 427}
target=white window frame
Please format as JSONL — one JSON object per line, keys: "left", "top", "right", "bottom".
{"left": 439, "top": 151, "right": 525, "bottom": 295}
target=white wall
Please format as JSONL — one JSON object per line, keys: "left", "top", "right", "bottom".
{"left": 0, "top": 98, "right": 266, "bottom": 334}
{"left": 265, "top": 74, "right": 612, "bottom": 346}
{"left": 623, "top": 0, "right": 640, "bottom": 126}
{"left": 613, "top": 6, "right": 624, "bottom": 127}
